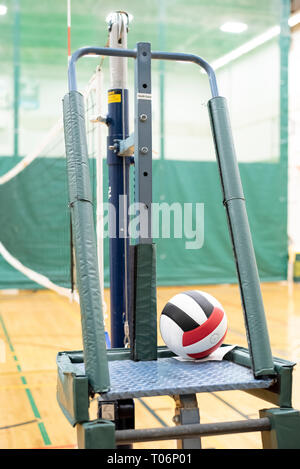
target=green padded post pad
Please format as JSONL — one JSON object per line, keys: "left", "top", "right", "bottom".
{"left": 63, "top": 90, "right": 110, "bottom": 392}
{"left": 131, "top": 243, "right": 157, "bottom": 361}
{"left": 57, "top": 364, "right": 89, "bottom": 426}
{"left": 208, "top": 96, "right": 274, "bottom": 377}
{"left": 260, "top": 408, "right": 300, "bottom": 449}
{"left": 77, "top": 419, "right": 115, "bottom": 449}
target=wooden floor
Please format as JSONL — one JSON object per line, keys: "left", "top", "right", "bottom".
{"left": 0, "top": 282, "right": 300, "bottom": 449}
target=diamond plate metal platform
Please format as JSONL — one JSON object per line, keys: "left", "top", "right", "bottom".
{"left": 72, "top": 357, "right": 274, "bottom": 400}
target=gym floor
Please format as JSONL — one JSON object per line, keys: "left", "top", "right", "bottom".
{"left": 0, "top": 282, "right": 299, "bottom": 449}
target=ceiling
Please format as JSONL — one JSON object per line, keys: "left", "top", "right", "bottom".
{"left": 0, "top": 0, "right": 283, "bottom": 71}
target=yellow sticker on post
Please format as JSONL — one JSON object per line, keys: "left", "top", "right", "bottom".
{"left": 108, "top": 91, "right": 121, "bottom": 103}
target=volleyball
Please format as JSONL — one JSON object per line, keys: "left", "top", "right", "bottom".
{"left": 160, "top": 290, "right": 227, "bottom": 359}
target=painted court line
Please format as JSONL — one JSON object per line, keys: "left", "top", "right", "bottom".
{"left": 0, "top": 419, "right": 38, "bottom": 430}
{"left": 137, "top": 398, "right": 168, "bottom": 428}
{"left": 0, "top": 382, "right": 56, "bottom": 391}
{"left": 0, "top": 368, "right": 57, "bottom": 377}
{"left": 0, "top": 313, "right": 52, "bottom": 446}
{"left": 211, "top": 392, "right": 251, "bottom": 419}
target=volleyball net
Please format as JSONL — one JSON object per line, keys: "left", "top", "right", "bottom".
{"left": 0, "top": 67, "right": 106, "bottom": 306}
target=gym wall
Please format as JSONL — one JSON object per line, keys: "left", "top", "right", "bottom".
{"left": 0, "top": 0, "right": 289, "bottom": 288}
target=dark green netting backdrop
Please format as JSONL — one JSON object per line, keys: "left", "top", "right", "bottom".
{"left": 0, "top": 157, "right": 288, "bottom": 288}
{"left": 0, "top": 156, "right": 71, "bottom": 288}
{"left": 152, "top": 161, "right": 288, "bottom": 285}
{"left": 0, "top": 0, "right": 289, "bottom": 288}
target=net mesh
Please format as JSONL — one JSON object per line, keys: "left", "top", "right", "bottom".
{"left": 0, "top": 69, "right": 103, "bottom": 300}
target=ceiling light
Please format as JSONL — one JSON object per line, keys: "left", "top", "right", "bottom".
{"left": 212, "top": 12, "right": 300, "bottom": 70}
{"left": 0, "top": 5, "right": 7, "bottom": 15}
{"left": 212, "top": 25, "right": 279, "bottom": 69}
{"left": 220, "top": 22, "right": 248, "bottom": 34}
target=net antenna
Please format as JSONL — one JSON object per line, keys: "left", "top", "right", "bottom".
{"left": 67, "top": 0, "right": 71, "bottom": 63}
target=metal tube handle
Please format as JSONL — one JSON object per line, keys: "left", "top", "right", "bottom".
{"left": 68, "top": 46, "right": 218, "bottom": 97}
